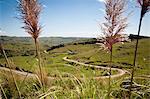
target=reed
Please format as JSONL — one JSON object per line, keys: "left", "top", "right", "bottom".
{"left": 17, "top": 0, "right": 45, "bottom": 91}
{"left": 129, "top": 0, "right": 150, "bottom": 98}
{"left": 98, "top": 0, "right": 128, "bottom": 98}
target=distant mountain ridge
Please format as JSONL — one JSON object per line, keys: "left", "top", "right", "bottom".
{"left": 0, "top": 36, "right": 89, "bottom": 46}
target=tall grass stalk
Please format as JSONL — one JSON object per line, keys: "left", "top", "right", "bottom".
{"left": 108, "top": 46, "right": 112, "bottom": 98}
{"left": 34, "top": 38, "right": 44, "bottom": 88}
{"left": 17, "top": 0, "right": 45, "bottom": 91}
{"left": 129, "top": 0, "right": 150, "bottom": 98}
{"left": 0, "top": 84, "right": 7, "bottom": 99}
{"left": 0, "top": 43, "right": 21, "bottom": 98}
{"left": 98, "top": 0, "right": 128, "bottom": 98}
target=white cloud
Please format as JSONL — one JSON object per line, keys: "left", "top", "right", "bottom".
{"left": 99, "top": 8, "right": 105, "bottom": 14}
{"left": 97, "top": 0, "right": 105, "bottom": 2}
{"left": 0, "top": 29, "right": 6, "bottom": 35}
{"left": 43, "top": 5, "right": 47, "bottom": 8}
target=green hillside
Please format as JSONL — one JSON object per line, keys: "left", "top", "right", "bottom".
{"left": 0, "top": 36, "right": 89, "bottom": 57}
{"left": 0, "top": 37, "right": 150, "bottom": 76}
{"left": 0, "top": 37, "right": 150, "bottom": 98}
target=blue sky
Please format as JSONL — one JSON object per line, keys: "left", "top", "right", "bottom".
{"left": 0, "top": 0, "right": 149, "bottom": 37}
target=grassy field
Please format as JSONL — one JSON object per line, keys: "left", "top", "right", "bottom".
{"left": 0, "top": 48, "right": 118, "bottom": 78}
{"left": 49, "top": 38, "right": 150, "bottom": 75}
{"left": 0, "top": 37, "right": 117, "bottom": 78}
{"left": 0, "top": 36, "right": 88, "bottom": 57}
{"left": 0, "top": 37, "right": 150, "bottom": 98}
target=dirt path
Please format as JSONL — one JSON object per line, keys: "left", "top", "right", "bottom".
{"left": 0, "top": 57, "right": 129, "bottom": 80}
{"left": 0, "top": 67, "right": 55, "bottom": 80}
{"left": 63, "top": 57, "right": 129, "bottom": 79}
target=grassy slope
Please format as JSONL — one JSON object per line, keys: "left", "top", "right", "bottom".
{"left": 0, "top": 38, "right": 149, "bottom": 77}
{"left": 0, "top": 37, "right": 150, "bottom": 98}
{"left": 0, "top": 36, "right": 88, "bottom": 57}
{"left": 0, "top": 37, "right": 111, "bottom": 77}
{"left": 51, "top": 38, "right": 150, "bottom": 76}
